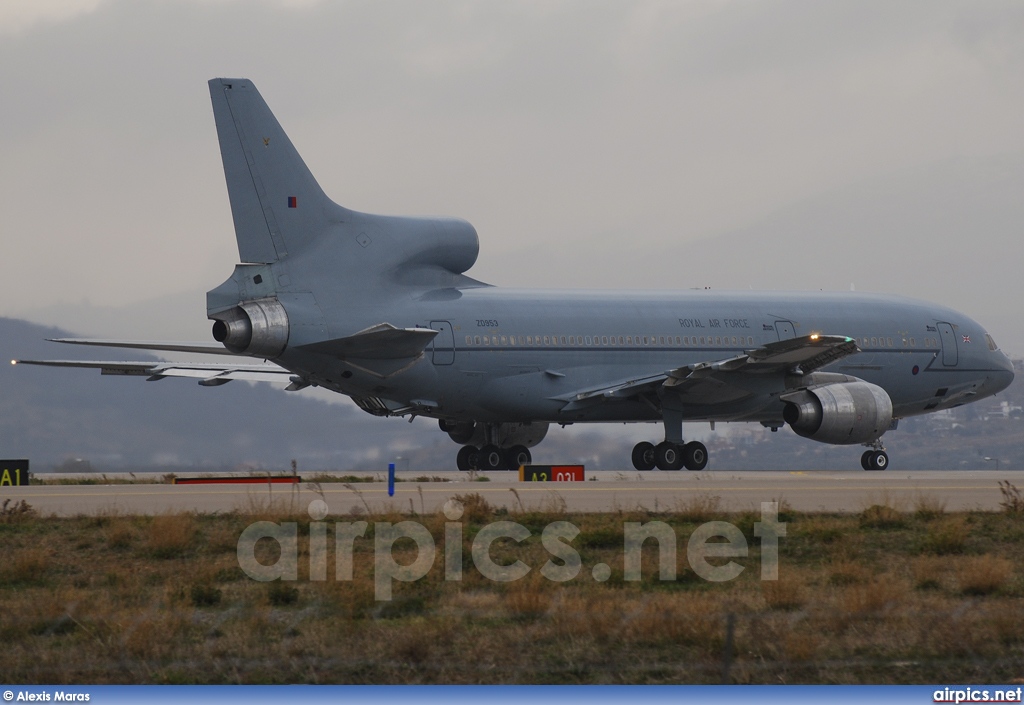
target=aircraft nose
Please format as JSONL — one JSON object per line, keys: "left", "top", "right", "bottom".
{"left": 987, "top": 353, "right": 1015, "bottom": 395}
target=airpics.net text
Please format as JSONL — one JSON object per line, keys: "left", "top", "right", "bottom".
{"left": 236, "top": 500, "right": 786, "bottom": 601}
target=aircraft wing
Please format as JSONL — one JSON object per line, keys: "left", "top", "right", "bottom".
{"left": 558, "top": 334, "right": 859, "bottom": 410}
{"left": 12, "top": 359, "right": 295, "bottom": 387}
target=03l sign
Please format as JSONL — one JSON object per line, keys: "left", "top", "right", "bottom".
{"left": 519, "top": 465, "right": 585, "bottom": 482}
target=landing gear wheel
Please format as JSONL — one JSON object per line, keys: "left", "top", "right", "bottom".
{"left": 865, "top": 450, "right": 889, "bottom": 471}
{"left": 683, "top": 441, "right": 709, "bottom": 471}
{"left": 456, "top": 445, "right": 478, "bottom": 471}
{"left": 505, "top": 445, "right": 531, "bottom": 471}
{"left": 478, "top": 444, "right": 504, "bottom": 471}
{"left": 861, "top": 451, "right": 872, "bottom": 471}
{"left": 655, "top": 441, "right": 685, "bottom": 471}
{"left": 631, "top": 441, "right": 656, "bottom": 471}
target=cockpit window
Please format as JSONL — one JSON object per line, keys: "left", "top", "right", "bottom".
{"left": 985, "top": 334, "right": 998, "bottom": 351}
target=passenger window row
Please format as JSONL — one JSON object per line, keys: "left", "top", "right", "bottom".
{"left": 464, "top": 334, "right": 757, "bottom": 347}
{"left": 858, "top": 337, "right": 940, "bottom": 349}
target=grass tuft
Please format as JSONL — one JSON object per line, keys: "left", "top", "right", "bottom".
{"left": 761, "top": 576, "right": 806, "bottom": 611}
{"left": 105, "top": 519, "right": 136, "bottom": 550}
{"left": 912, "top": 556, "right": 947, "bottom": 591}
{"left": 672, "top": 493, "right": 723, "bottom": 523}
{"left": 998, "top": 481, "right": 1024, "bottom": 515}
{"left": 838, "top": 576, "right": 905, "bottom": 615}
{"left": 147, "top": 513, "right": 197, "bottom": 558}
{"left": 0, "top": 499, "right": 36, "bottom": 523}
{"left": 921, "top": 517, "right": 968, "bottom": 555}
{"left": 860, "top": 503, "right": 906, "bottom": 529}
{"left": 957, "top": 556, "right": 1014, "bottom": 596}
{"left": 914, "top": 494, "right": 947, "bottom": 521}
{"left": 2, "top": 547, "right": 49, "bottom": 585}
{"left": 827, "top": 559, "right": 872, "bottom": 586}
{"left": 452, "top": 493, "right": 494, "bottom": 523}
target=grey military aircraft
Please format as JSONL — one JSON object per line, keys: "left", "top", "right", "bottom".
{"left": 17, "top": 78, "right": 1015, "bottom": 471}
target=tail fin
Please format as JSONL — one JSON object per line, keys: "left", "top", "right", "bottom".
{"left": 208, "top": 78, "right": 346, "bottom": 263}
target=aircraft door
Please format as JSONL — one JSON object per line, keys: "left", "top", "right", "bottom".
{"left": 937, "top": 322, "right": 958, "bottom": 366}
{"left": 430, "top": 320, "right": 455, "bottom": 365}
{"left": 774, "top": 320, "right": 796, "bottom": 341}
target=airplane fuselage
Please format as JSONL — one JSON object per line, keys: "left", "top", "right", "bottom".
{"left": 279, "top": 287, "right": 1014, "bottom": 427}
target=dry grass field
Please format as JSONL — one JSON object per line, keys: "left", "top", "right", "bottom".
{"left": 3, "top": 491, "right": 1024, "bottom": 684}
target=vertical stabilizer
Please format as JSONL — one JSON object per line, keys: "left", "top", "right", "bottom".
{"left": 208, "top": 78, "right": 344, "bottom": 263}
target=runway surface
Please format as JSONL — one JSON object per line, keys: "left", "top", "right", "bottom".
{"left": 3, "top": 470, "right": 1020, "bottom": 516}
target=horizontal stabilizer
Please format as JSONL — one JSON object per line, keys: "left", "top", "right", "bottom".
{"left": 299, "top": 323, "right": 438, "bottom": 360}
{"left": 13, "top": 359, "right": 293, "bottom": 385}
{"left": 49, "top": 338, "right": 243, "bottom": 356}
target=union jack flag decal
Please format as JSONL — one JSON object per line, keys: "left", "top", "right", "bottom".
{"left": 962, "top": 335, "right": 971, "bottom": 343}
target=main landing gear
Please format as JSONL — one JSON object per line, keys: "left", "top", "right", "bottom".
{"left": 457, "top": 444, "right": 532, "bottom": 471}
{"left": 631, "top": 440, "right": 709, "bottom": 471}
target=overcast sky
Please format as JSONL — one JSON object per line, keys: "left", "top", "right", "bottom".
{"left": 3, "top": 1, "right": 1023, "bottom": 345}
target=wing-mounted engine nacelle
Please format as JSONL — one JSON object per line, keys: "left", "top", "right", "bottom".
{"left": 782, "top": 381, "right": 893, "bottom": 445}
{"left": 440, "top": 420, "right": 549, "bottom": 448}
{"left": 210, "top": 297, "right": 290, "bottom": 358}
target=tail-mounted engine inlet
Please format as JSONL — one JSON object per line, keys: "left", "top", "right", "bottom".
{"left": 211, "top": 298, "right": 290, "bottom": 358}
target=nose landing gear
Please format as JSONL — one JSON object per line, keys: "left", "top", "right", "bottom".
{"left": 861, "top": 447, "right": 889, "bottom": 471}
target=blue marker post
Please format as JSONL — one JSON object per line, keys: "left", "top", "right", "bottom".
{"left": 388, "top": 463, "right": 395, "bottom": 497}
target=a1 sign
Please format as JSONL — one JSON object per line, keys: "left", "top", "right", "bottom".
{"left": 0, "top": 459, "right": 29, "bottom": 486}
{"left": 519, "top": 465, "right": 585, "bottom": 482}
